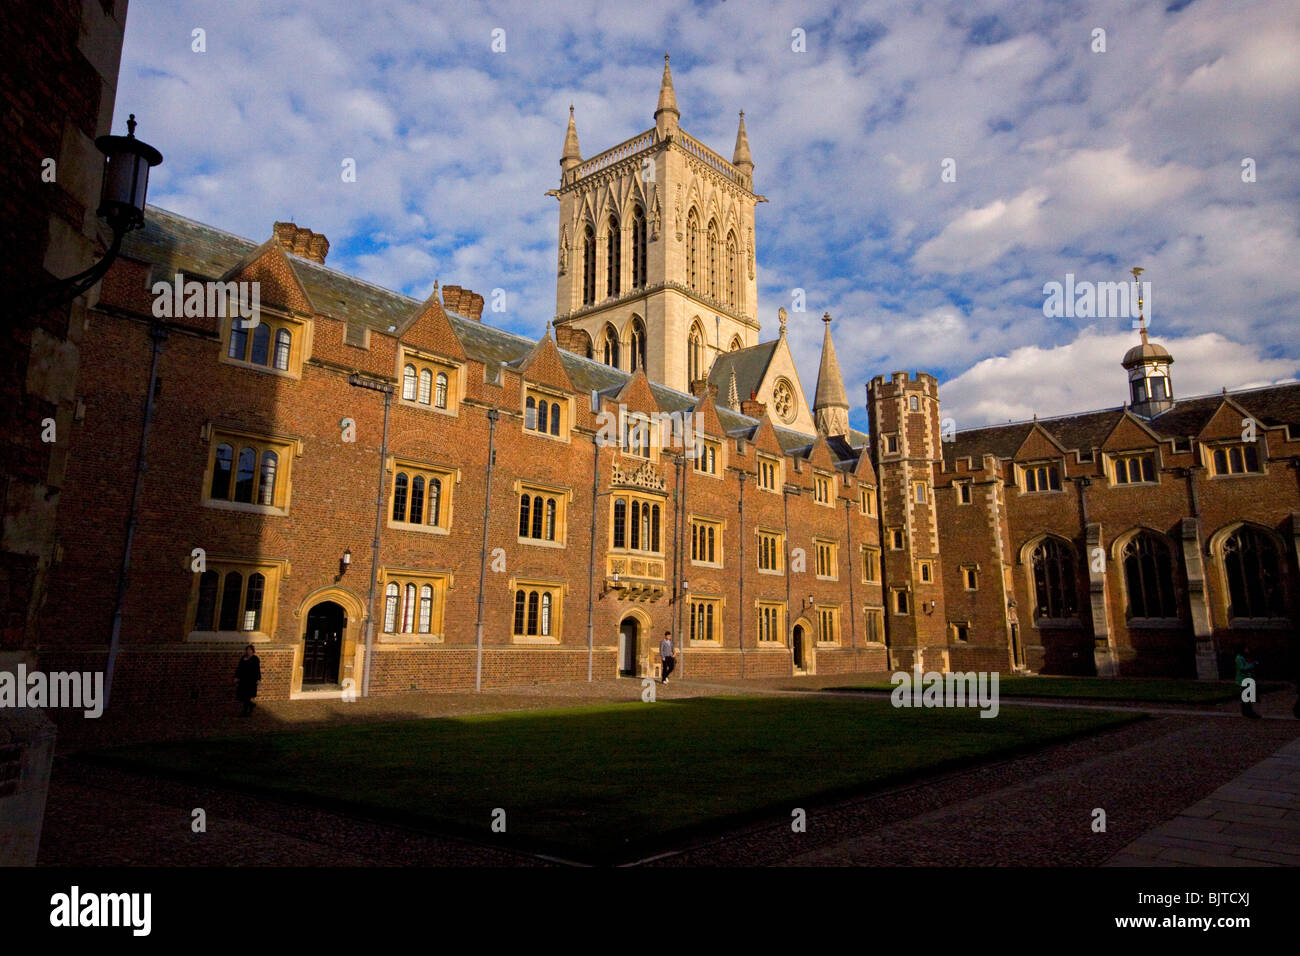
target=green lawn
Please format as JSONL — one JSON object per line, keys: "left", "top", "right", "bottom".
{"left": 85, "top": 696, "right": 1140, "bottom": 863}
{"left": 832, "top": 676, "right": 1265, "bottom": 704}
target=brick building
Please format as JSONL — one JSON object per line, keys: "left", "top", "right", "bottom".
{"left": 35, "top": 58, "right": 1300, "bottom": 700}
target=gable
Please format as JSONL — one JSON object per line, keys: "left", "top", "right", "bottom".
{"left": 1099, "top": 413, "right": 1160, "bottom": 452}
{"left": 219, "top": 241, "right": 314, "bottom": 316}
{"left": 754, "top": 335, "right": 814, "bottom": 435}
{"left": 613, "top": 369, "right": 661, "bottom": 417}
{"left": 518, "top": 334, "right": 576, "bottom": 395}
{"left": 1014, "top": 423, "right": 1066, "bottom": 461}
{"left": 401, "top": 293, "right": 467, "bottom": 362}
{"left": 1197, "top": 398, "right": 1252, "bottom": 442}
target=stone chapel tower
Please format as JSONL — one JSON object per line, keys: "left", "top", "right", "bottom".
{"left": 552, "top": 55, "right": 762, "bottom": 395}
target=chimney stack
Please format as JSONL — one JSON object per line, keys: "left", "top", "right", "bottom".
{"left": 741, "top": 390, "right": 768, "bottom": 419}
{"left": 442, "top": 284, "right": 484, "bottom": 321}
{"left": 273, "top": 221, "right": 329, "bottom": 264}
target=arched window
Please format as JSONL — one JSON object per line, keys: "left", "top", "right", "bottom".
{"left": 513, "top": 590, "right": 526, "bottom": 634}
{"left": 410, "top": 475, "right": 425, "bottom": 524}
{"left": 1122, "top": 533, "right": 1177, "bottom": 619}
{"left": 686, "top": 209, "right": 700, "bottom": 290}
{"left": 550, "top": 404, "right": 560, "bottom": 436}
{"left": 631, "top": 205, "right": 647, "bottom": 289}
{"left": 518, "top": 494, "right": 531, "bottom": 537}
{"left": 602, "top": 325, "right": 620, "bottom": 368}
{"left": 726, "top": 231, "right": 738, "bottom": 306}
{"left": 688, "top": 323, "right": 704, "bottom": 382}
{"left": 418, "top": 585, "right": 433, "bottom": 633}
{"left": 258, "top": 450, "right": 278, "bottom": 506}
{"left": 274, "top": 329, "right": 292, "bottom": 370}
{"left": 707, "top": 219, "right": 719, "bottom": 299}
{"left": 228, "top": 321, "right": 248, "bottom": 361}
{"left": 582, "top": 224, "right": 596, "bottom": 306}
{"left": 402, "top": 364, "right": 417, "bottom": 401}
{"left": 630, "top": 500, "right": 641, "bottom": 550}
{"left": 1031, "top": 537, "right": 1078, "bottom": 620}
{"left": 218, "top": 573, "right": 242, "bottom": 631}
{"left": 540, "top": 593, "right": 552, "bottom": 636}
{"left": 428, "top": 478, "right": 441, "bottom": 525}
{"left": 211, "top": 443, "right": 233, "bottom": 499}
{"left": 1222, "top": 526, "right": 1285, "bottom": 619}
{"left": 538, "top": 401, "right": 549, "bottom": 434}
{"left": 630, "top": 318, "right": 646, "bottom": 372}
{"left": 729, "top": 335, "right": 743, "bottom": 352}
{"left": 435, "top": 372, "right": 448, "bottom": 409}
{"left": 244, "top": 573, "right": 265, "bottom": 630}
{"left": 606, "top": 215, "right": 620, "bottom": 297}
{"left": 613, "top": 498, "right": 626, "bottom": 548}
{"left": 546, "top": 498, "right": 557, "bottom": 540}
{"left": 384, "top": 583, "right": 400, "bottom": 632}
{"left": 527, "top": 591, "right": 540, "bottom": 635}
{"left": 195, "top": 571, "right": 219, "bottom": 631}
{"left": 392, "top": 472, "right": 408, "bottom": 521}
{"left": 651, "top": 504, "right": 661, "bottom": 552}
{"left": 234, "top": 448, "right": 256, "bottom": 503}
{"left": 418, "top": 368, "right": 432, "bottom": 405}
{"left": 531, "top": 495, "right": 543, "bottom": 539}
{"left": 525, "top": 395, "right": 537, "bottom": 430}
{"left": 250, "top": 323, "right": 271, "bottom": 366}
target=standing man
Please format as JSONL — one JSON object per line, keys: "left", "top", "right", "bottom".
{"left": 235, "top": 643, "right": 262, "bottom": 717}
{"left": 659, "top": 630, "right": 676, "bottom": 684}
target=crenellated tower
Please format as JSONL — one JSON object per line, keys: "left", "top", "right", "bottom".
{"left": 552, "top": 54, "right": 761, "bottom": 394}
{"left": 867, "top": 371, "right": 950, "bottom": 671}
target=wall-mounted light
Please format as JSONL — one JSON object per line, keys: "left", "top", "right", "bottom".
{"left": 13, "top": 115, "right": 163, "bottom": 320}
{"left": 682, "top": 579, "right": 690, "bottom": 592}
{"left": 340, "top": 549, "right": 352, "bottom": 575}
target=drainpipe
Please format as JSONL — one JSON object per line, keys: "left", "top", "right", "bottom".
{"left": 474, "top": 407, "right": 500, "bottom": 692}
{"left": 105, "top": 318, "right": 167, "bottom": 707}
{"left": 586, "top": 432, "right": 600, "bottom": 682}
{"left": 675, "top": 451, "right": 689, "bottom": 676}
{"left": 844, "top": 496, "right": 857, "bottom": 655}
{"left": 737, "top": 470, "right": 746, "bottom": 677}
{"left": 783, "top": 482, "right": 794, "bottom": 676}
{"left": 348, "top": 371, "right": 394, "bottom": 699}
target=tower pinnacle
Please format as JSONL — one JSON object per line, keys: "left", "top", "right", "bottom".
{"left": 655, "top": 53, "right": 680, "bottom": 138}
{"left": 813, "top": 312, "right": 850, "bottom": 437}
{"left": 732, "top": 110, "right": 753, "bottom": 172}
{"left": 561, "top": 104, "right": 581, "bottom": 172}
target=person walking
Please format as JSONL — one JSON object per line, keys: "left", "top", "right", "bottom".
{"left": 659, "top": 630, "right": 676, "bottom": 684}
{"left": 1235, "top": 645, "right": 1260, "bottom": 719}
{"left": 235, "top": 643, "right": 262, "bottom": 717}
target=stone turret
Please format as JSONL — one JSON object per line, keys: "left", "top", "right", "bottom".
{"left": 560, "top": 105, "right": 581, "bottom": 173}
{"left": 654, "top": 53, "right": 680, "bottom": 139}
{"left": 812, "top": 312, "right": 849, "bottom": 437}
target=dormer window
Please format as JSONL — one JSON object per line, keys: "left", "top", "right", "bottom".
{"left": 525, "top": 389, "right": 569, "bottom": 440}
{"left": 1112, "top": 453, "right": 1156, "bottom": 485}
{"left": 400, "top": 351, "right": 458, "bottom": 415}
{"left": 1210, "top": 443, "right": 1261, "bottom": 476}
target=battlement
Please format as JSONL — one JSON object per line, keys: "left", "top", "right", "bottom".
{"left": 867, "top": 371, "right": 940, "bottom": 399}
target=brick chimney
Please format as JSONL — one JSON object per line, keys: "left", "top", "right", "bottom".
{"left": 741, "top": 390, "right": 768, "bottom": 419}
{"left": 689, "top": 378, "right": 711, "bottom": 397}
{"left": 441, "top": 284, "right": 484, "bottom": 321}
{"left": 273, "top": 221, "right": 329, "bottom": 264}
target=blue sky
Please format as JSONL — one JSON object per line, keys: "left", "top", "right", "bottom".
{"left": 116, "top": 0, "right": 1300, "bottom": 433}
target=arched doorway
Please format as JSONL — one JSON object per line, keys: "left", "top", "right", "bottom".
{"left": 303, "top": 601, "right": 345, "bottom": 686}
{"left": 792, "top": 624, "right": 805, "bottom": 672}
{"left": 619, "top": 617, "right": 639, "bottom": 676}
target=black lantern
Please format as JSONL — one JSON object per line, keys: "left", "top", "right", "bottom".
{"left": 95, "top": 114, "right": 164, "bottom": 234}
{"left": 11, "top": 114, "right": 163, "bottom": 320}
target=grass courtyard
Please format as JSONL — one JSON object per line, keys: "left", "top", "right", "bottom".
{"left": 831, "top": 676, "right": 1263, "bottom": 704}
{"left": 85, "top": 695, "right": 1141, "bottom": 863}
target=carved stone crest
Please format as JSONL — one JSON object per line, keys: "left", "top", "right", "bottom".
{"left": 611, "top": 457, "right": 667, "bottom": 492}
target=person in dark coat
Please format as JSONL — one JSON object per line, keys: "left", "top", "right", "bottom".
{"left": 235, "top": 644, "right": 262, "bottom": 716}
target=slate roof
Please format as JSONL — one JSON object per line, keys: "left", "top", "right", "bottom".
{"left": 707, "top": 341, "right": 777, "bottom": 407}
{"left": 124, "top": 206, "right": 845, "bottom": 459}
{"left": 943, "top": 384, "right": 1300, "bottom": 469}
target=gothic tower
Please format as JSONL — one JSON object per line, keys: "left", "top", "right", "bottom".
{"left": 552, "top": 55, "right": 762, "bottom": 395}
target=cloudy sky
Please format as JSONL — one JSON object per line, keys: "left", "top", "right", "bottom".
{"left": 117, "top": 0, "right": 1300, "bottom": 432}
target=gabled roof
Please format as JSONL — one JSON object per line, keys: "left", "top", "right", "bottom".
{"left": 707, "top": 341, "right": 777, "bottom": 404}
{"left": 943, "top": 383, "right": 1300, "bottom": 468}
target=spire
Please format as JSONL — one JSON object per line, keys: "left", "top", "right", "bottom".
{"left": 728, "top": 366, "right": 739, "bottom": 409}
{"left": 1132, "top": 266, "right": 1148, "bottom": 343}
{"left": 1121, "top": 267, "right": 1174, "bottom": 419}
{"left": 654, "top": 53, "right": 680, "bottom": 138}
{"left": 732, "top": 110, "right": 753, "bottom": 172}
{"left": 561, "top": 105, "right": 582, "bottom": 172}
{"left": 813, "top": 312, "right": 850, "bottom": 437}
